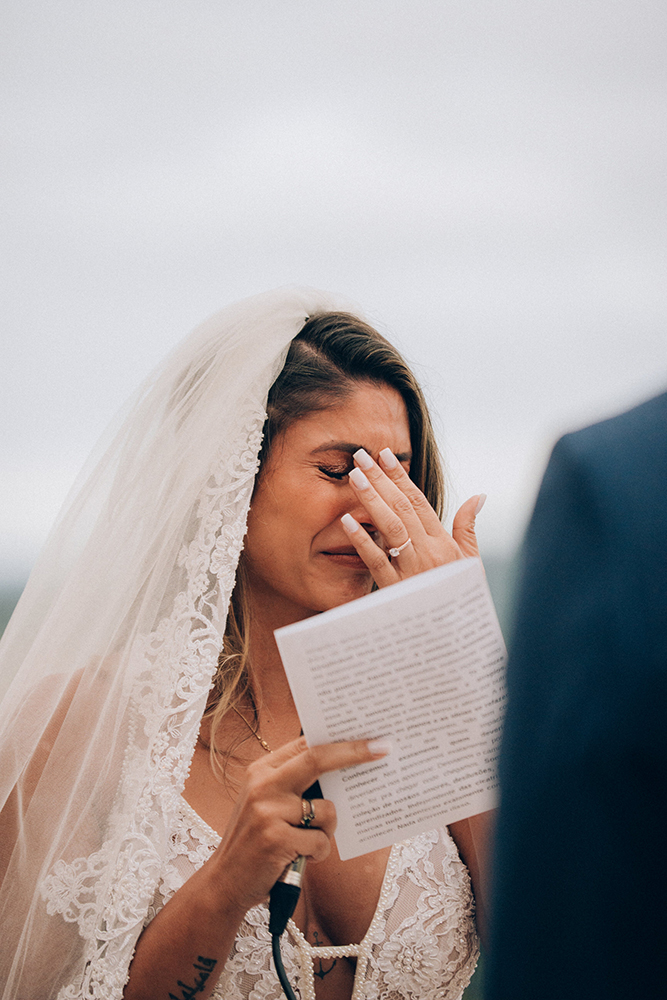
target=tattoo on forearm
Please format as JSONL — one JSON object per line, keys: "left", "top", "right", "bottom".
{"left": 168, "top": 956, "right": 217, "bottom": 1000}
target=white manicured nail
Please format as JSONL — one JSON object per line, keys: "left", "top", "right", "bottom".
{"left": 349, "top": 468, "right": 370, "bottom": 490}
{"left": 341, "top": 513, "right": 360, "bottom": 532}
{"left": 353, "top": 448, "right": 373, "bottom": 471}
{"left": 367, "top": 738, "right": 393, "bottom": 757}
{"left": 475, "top": 494, "right": 487, "bottom": 515}
{"left": 379, "top": 447, "right": 398, "bottom": 470}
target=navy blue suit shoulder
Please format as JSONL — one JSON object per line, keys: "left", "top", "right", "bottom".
{"left": 555, "top": 389, "right": 667, "bottom": 538}
{"left": 487, "top": 391, "right": 667, "bottom": 1000}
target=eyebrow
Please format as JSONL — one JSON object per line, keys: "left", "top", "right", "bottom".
{"left": 310, "top": 441, "right": 412, "bottom": 463}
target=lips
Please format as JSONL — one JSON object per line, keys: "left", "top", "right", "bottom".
{"left": 320, "top": 546, "right": 367, "bottom": 568}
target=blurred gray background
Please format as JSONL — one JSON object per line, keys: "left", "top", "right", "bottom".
{"left": 1, "top": 4, "right": 665, "bottom": 993}
{"left": 2, "top": 1, "right": 665, "bottom": 596}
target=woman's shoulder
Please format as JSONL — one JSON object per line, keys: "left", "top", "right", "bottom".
{"left": 0, "top": 659, "right": 119, "bottom": 776}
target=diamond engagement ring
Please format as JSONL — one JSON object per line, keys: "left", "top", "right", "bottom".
{"left": 388, "top": 538, "right": 412, "bottom": 558}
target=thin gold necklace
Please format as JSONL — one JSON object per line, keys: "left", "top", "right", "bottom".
{"left": 232, "top": 705, "right": 273, "bottom": 753}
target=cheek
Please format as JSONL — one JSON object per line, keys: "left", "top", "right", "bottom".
{"left": 297, "top": 483, "right": 349, "bottom": 533}
{"left": 246, "top": 480, "right": 311, "bottom": 553}
{"left": 247, "top": 470, "right": 345, "bottom": 560}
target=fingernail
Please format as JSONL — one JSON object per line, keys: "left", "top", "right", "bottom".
{"left": 349, "top": 467, "right": 370, "bottom": 490}
{"left": 379, "top": 447, "right": 398, "bottom": 470}
{"left": 475, "top": 494, "right": 487, "bottom": 516}
{"left": 353, "top": 448, "right": 374, "bottom": 471}
{"left": 367, "top": 738, "right": 393, "bottom": 757}
{"left": 341, "top": 513, "right": 360, "bottom": 532}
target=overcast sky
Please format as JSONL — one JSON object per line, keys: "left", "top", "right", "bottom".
{"left": 2, "top": 0, "right": 666, "bottom": 582}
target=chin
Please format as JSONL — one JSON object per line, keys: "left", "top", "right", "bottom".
{"left": 322, "top": 576, "right": 373, "bottom": 612}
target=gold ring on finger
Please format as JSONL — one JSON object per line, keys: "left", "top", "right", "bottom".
{"left": 300, "top": 798, "right": 316, "bottom": 828}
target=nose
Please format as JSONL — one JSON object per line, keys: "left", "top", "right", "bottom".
{"left": 344, "top": 495, "right": 378, "bottom": 537}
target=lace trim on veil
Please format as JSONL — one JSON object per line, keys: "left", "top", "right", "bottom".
{"left": 40, "top": 402, "right": 266, "bottom": 999}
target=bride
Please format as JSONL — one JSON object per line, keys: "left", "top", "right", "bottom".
{"left": 0, "top": 288, "right": 492, "bottom": 1000}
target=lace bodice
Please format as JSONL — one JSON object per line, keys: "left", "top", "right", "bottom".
{"left": 145, "top": 798, "right": 479, "bottom": 1000}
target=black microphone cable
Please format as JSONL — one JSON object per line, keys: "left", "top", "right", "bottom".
{"left": 269, "top": 856, "right": 303, "bottom": 1000}
{"left": 269, "top": 781, "right": 322, "bottom": 1000}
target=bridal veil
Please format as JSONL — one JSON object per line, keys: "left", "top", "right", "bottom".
{"left": 0, "top": 287, "right": 357, "bottom": 999}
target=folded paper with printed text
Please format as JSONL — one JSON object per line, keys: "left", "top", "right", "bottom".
{"left": 274, "top": 557, "right": 507, "bottom": 860}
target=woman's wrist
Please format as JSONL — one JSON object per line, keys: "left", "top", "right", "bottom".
{"left": 193, "top": 851, "right": 254, "bottom": 925}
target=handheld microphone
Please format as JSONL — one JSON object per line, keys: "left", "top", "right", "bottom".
{"left": 268, "top": 780, "right": 322, "bottom": 936}
{"left": 269, "top": 781, "right": 322, "bottom": 1000}
{"left": 268, "top": 854, "right": 307, "bottom": 936}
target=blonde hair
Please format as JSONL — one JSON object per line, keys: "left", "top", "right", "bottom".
{"left": 203, "top": 312, "right": 445, "bottom": 777}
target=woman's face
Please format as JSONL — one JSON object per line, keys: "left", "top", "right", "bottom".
{"left": 243, "top": 381, "right": 412, "bottom": 625}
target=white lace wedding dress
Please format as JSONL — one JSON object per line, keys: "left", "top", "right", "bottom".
{"left": 146, "top": 797, "right": 480, "bottom": 1000}
{"left": 0, "top": 289, "right": 483, "bottom": 998}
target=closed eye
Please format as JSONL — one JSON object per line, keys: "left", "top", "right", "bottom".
{"left": 318, "top": 465, "right": 352, "bottom": 481}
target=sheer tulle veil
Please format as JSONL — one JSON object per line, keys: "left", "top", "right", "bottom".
{"left": 0, "top": 287, "right": 358, "bottom": 999}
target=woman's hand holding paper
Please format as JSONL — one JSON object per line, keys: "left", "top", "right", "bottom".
{"left": 207, "top": 735, "right": 389, "bottom": 914}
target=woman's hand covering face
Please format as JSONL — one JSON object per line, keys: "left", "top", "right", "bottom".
{"left": 341, "top": 447, "right": 485, "bottom": 589}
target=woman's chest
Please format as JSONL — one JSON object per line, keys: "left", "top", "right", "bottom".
{"left": 292, "top": 842, "right": 392, "bottom": 946}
